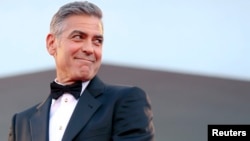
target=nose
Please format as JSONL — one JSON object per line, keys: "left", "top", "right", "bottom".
{"left": 81, "top": 39, "right": 94, "bottom": 55}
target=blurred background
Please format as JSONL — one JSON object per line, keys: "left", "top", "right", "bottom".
{"left": 1, "top": 0, "right": 250, "bottom": 80}
{"left": 1, "top": 0, "right": 250, "bottom": 140}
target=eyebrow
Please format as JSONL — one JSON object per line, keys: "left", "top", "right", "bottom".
{"left": 69, "top": 30, "right": 86, "bottom": 37}
{"left": 69, "top": 30, "right": 103, "bottom": 39}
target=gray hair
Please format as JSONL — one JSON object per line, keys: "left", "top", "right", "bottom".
{"left": 50, "top": 1, "right": 103, "bottom": 36}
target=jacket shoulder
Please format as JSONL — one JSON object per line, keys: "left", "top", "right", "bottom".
{"left": 15, "top": 103, "right": 40, "bottom": 119}
{"left": 105, "top": 83, "right": 147, "bottom": 97}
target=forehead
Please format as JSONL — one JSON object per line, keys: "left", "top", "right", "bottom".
{"left": 62, "top": 15, "right": 103, "bottom": 35}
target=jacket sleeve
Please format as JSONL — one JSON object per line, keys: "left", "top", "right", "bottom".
{"left": 8, "top": 114, "right": 16, "bottom": 141}
{"left": 112, "top": 87, "right": 155, "bottom": 141}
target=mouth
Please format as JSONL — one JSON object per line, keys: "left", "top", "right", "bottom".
{"left": 74, "top": 57, "right": 95, "bottom": 63}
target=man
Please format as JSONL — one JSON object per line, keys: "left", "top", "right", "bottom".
{"left": 8, "top": 1, "right": 155, "bottom": 141}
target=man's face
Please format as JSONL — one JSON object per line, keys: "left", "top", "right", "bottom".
{"left": 46, "top": 15, "right": 103, "bottom": 84}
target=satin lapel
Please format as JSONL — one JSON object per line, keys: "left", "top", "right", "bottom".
{"left": 30, "top": 97, "right": 51, "bottom": 141}
{"left": 62, "top": 89, "right": 102, "bottom": 141}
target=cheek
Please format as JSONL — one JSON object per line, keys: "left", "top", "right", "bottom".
{"left": 63, "top": 40, "right": 80, "bottom": 52}
{"left": 95, "top": 48, "right": 102, "bottom": 60}
{"left": 57, "top": 48, "right": 76, "bottom": 66}
{"left": 68, "top": 45, "right": 80, "bottom": 55}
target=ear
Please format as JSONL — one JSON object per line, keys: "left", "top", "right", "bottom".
{"left": 46, "top": 33, "right": 57, "bottom": 56}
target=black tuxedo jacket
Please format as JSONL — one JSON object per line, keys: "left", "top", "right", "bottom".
{"left": 8, "top": 76, "right": 155, "bottom": 141}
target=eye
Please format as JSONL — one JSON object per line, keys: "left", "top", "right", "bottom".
{"left": 72, "top": 35, "right": 82, "bottom": 40}
{"left": 93, "top": 38, "right": 103, "bottom": 46}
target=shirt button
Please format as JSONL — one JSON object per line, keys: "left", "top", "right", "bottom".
{"left": 64, "top": 98, "right": 68, "bottom": 103}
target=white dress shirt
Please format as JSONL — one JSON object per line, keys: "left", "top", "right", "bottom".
{"left": 49, "top": 81, "right": 90, "bottom": 141}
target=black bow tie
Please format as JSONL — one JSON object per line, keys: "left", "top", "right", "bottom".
{"left": 50, "top": 81, "right": 82, "bottom": 99}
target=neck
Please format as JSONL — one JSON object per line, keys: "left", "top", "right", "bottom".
{"left": 54, "top": 78, "right": 81, "bottom": 85}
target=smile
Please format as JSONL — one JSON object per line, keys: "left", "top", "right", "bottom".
{"left": 74, "top": 57, "right": 95, "bottom": 63}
